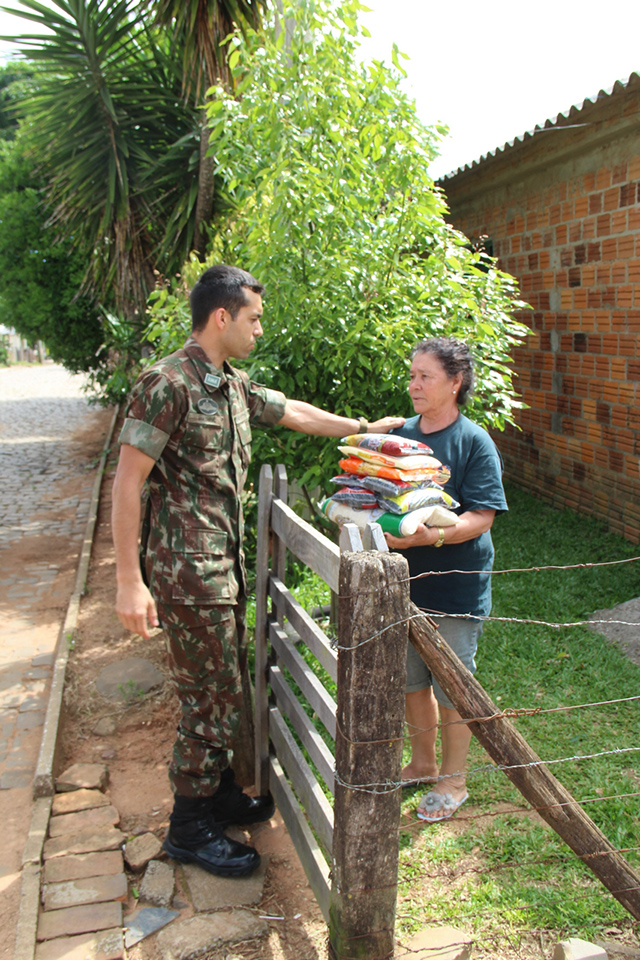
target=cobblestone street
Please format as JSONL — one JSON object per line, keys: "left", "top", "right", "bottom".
{"left": 0, "top": 362, "right": 112, "bottom": 956}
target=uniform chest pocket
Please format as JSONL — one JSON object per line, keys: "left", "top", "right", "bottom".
{"left": 181, "top": 412, "right": 223, "bottom": 452}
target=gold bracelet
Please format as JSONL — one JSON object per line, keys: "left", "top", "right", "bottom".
{"left": 357, "top": 417, "right": 368, "bottom": 434}
{"left": 433, "top": 527, "right": 445, "bottom": 548}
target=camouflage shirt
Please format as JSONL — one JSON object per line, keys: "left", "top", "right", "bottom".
{"left": 119, "top": 337, "right": 286, "bottom": 605}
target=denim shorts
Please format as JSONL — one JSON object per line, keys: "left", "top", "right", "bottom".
{"left": 405, "top": 615, "right": 483, "bottom": 709}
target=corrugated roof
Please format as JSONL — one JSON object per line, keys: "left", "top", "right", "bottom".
{"left": 440, "top": 71, "right": 640, "bottom": 181}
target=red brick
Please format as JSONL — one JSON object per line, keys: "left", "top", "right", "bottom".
{"left": 619, "top": 235, "right": 635, "bottom": 258}
{"left": 612, "top": 162, "right": 627, "bottom": 184}
{"left": 49, "top": 806, "right": 120, "bottom": 838}
{"left": 43, "top": 852, "right": 124, "bottom": 885}
{"left": 587, "top": 290, "right": 601, "bottom": 308}
{"left": 43, "top": 826, "right": 125, "bottom": 861}
{"left": 611, "top": 262, "right": 627, "bottom": 284}
{"left": 611, "top": 210, "right": 627, "bottom": 233}
{"left": 589, "top": 194, "right": 602, "bottom": 214}
{"left": 574, "top": 197, "right": 589, "bottom": 218}
{"left": 37, "top": 902, "right": 122, "bottom": 941}
{"left": 43, "top": 873, "right": 128, "bottom": 911}
{"left": 35, "top": 929, "right": 124, "bottom": 960}
{"left": 618, "top": 286, "right": 633, "bottom": 307}
{"left": 597, "top": 214, "right": 611, "bottom": 236}
{"left": 604, "top": 187, "right": 619, "bottom": 211}
{"left": 51, "top": 791, "right": 110, "bottom": 817}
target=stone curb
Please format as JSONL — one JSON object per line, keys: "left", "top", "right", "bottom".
{"left": 33, "top": 404, "right": 119, "bottom": 799}
{"left": 15, "top": 404, "right": 119, "bottom": 960}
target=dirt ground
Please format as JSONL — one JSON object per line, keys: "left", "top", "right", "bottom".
{"left": 59, "top": 436, "right": 328, "bottom": 960}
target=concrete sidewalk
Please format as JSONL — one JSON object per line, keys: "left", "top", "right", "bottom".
{"left": 0, "top": 363, "right": 113, "bottom": 958}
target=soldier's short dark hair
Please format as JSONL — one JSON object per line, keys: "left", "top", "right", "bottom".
{"left": 190, "top": 264, "right": 265, "bottom": 332}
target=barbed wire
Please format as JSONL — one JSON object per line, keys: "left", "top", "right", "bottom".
{"left": 333, "top": 745, "right": 640, "bottom": 795}
{"left": 329, "top": 606, "right": 640, "bottom": 652}
{"left": 410, "top": 554, "right": 640, "bottom": 578}
{"left": 416, "top": 606, "right": 640, "bottom": 629}
{"left": 332, "top": 695, "right": 640, "bottom": 749}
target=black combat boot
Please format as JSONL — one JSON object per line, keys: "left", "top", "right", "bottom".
{"left": 209, "top": 766, "right": 275, "bottom": 827}
{"left": 163, "top": 794, "right": 260, "bottom": 877}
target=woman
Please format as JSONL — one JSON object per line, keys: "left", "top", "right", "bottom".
{"left": 384, "top": 337, "right": 508, "bottom": 822}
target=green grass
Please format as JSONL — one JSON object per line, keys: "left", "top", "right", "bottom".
{"left": 396, "top": 481, "right": 640, "bottom": 950}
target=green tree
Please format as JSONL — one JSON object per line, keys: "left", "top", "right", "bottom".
{"left": 0, "top": 65, "right": 105, "bottom": 371}
{"left": 150, "top": 0, "right": 267, "bottom": 257}
{"left": 147, "top": 0, "right": 529, "bottom": 490}
{"left": 0, "top": 188, "right": 104, "bottom": 370}
{"left": 2, "top": 0, "right": 199, "bottom": 315}
{"left": 0, "top": 58, "right": 32, "bottom": 140}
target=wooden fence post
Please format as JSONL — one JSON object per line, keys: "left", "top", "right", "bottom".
{"left": 329, "top": 549, "right": 410, "bottom": 960}
{"left": 409, "top": 606, "right": 640, "bottom": 921}
{"left": 254, "top": 464, "right": 273, "bottom": 796}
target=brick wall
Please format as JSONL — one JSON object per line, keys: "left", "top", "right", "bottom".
{"left": 443, "top": 79, "right": 640, "bottom": 542}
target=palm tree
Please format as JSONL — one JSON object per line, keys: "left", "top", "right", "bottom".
{"left": 150, "top": 0, "right": 267, "bottom": 257}
{"left": 3, "top": 0, "right": 199, "bottom": 315}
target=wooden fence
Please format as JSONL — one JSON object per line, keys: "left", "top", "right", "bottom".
{"left": 253, "top": 463, "right": 640, "bottom": 959}
{"left": 254, "top": 464, "right": 410, "bottom": 959}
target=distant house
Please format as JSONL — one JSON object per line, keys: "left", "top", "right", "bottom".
{"left": 0, "top": 324, "right": 44, "bottom": 363}
{"left": 442, "top": 73, "right": 640, "bottom": 543}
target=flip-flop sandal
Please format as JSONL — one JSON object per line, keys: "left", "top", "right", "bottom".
{"left": 416, "top": 790, "right": 469, "bottom": 823}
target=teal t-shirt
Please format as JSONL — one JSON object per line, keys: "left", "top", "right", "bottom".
{"left": 391, "top": 414, "right": 508, "bottom": 618}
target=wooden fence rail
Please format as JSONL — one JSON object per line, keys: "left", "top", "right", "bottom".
{"left": 253, "top": 462, "right": 640, "bottom": 960}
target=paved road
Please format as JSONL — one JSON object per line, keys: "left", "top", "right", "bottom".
{"left": 0, "top": 362, "right": 113, "bottom": 956}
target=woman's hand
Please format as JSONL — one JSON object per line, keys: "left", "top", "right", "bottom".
{"left": 368, "top": 416, "right": 406, "bottom": 433}
{"left": 384, "top": 524, "right": 434, "bottom": 549}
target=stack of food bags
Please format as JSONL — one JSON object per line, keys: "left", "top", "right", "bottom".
{"left": 318, "top": 434, "right": 460, "bottom": 537}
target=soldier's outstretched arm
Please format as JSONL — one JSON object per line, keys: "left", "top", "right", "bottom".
{"left": 279, "top": 399, "right": 404, "bottom": 436}
{"left": 112, "top": 443, "right": 158, "bottom": 640}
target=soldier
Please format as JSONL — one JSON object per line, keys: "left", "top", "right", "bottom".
{"left": 112, "top": 264, "right": 404, "bottom": 877}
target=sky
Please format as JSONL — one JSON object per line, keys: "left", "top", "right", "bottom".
{"left": 358, "top": 0, "right": 640, "bottom": 178}
{"left": 1, "top": 0, "right": 639, "bottom": 179}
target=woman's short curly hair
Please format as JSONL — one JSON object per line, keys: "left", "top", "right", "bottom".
{"left": 411, "top": 337, "right": 475, "bottom": 405}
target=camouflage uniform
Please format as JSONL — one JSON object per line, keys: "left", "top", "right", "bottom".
{"left": 119, "top": 337, "right": 285, "bottom": 797}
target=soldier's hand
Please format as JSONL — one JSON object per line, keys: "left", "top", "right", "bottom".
{"left": 116, "top": 580, "right": 159, "bottom": 640}
{"left": 368, "top": 416, "right": 406, "bottom": 434}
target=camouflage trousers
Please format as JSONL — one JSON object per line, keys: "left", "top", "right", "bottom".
{"left": 157, "top": 598, "right": 247, "bottom": 799}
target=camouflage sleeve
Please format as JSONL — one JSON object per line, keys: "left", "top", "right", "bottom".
{"left": 118, "top": 368, "right": 188, "bottom": 460}
{"left": 244, "top": 375, "right": 286, "bottom": 426}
